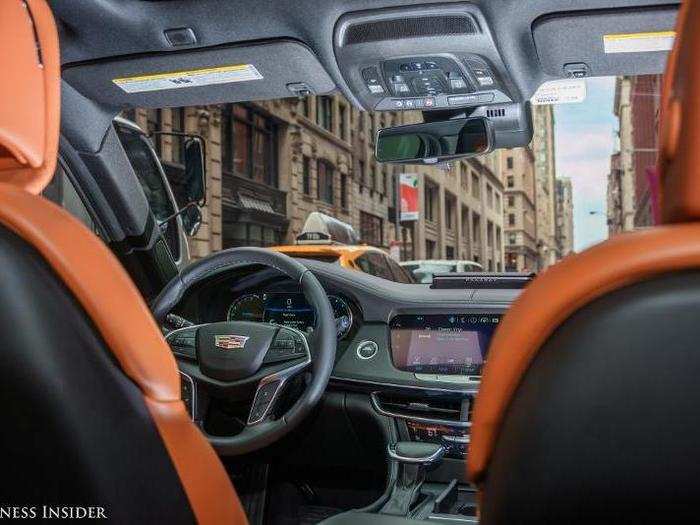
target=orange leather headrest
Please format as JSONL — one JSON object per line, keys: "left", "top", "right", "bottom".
{"left": 658, "top": 0, "right": 700, "bottom": 223}
{"left": 0, "top": 0, "right": 60, "bottom": 194}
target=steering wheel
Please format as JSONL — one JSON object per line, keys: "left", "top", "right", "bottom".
{"left": 151, "top": 247, "right": 337, "bottom": 455}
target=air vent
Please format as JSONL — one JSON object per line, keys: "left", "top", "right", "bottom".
{"left": 343, "top": 15, "right": 478, "bottom": 46}
{"left": 486, "top": 107, "right": 506, "bottom": 118}
{"left": 371, "top": 392, "right": 469, "bottom": 425}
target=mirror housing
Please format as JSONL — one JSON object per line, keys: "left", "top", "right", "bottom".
{"left": 152, "top": 132, "right": 207, "bottom": 238}
{"left": 183, "top": 137, "right": 206, "bottom": 206}
{"left": 376, "top": 117, "right": 492, "bottom": 164}
{"left": 376, "top": 103, "right": 533, "bottom": 165}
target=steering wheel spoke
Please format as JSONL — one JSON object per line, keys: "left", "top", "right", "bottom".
{"left": 248, "top": 328, "right": 311, "bottom": 425}
{"left": 165, "top": 325, "right": 199, "bottom": 361}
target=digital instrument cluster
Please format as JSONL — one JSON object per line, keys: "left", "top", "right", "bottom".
{"left": 227, "top": 292, "right": 354, "bottom": 339}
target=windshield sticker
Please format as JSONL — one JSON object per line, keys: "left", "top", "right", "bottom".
{"left": 531, "top": 79, "right": 586, "bottom": 106}
{"left": 113, "top": 64, "right": 263, "bottom": 93}
{"left": 603, "top": 31, "right": 675, "bottom": 54}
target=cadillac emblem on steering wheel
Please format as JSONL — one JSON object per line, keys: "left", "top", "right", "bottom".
{"left": 214, "top": 334, "right": 249, "bottom": 350}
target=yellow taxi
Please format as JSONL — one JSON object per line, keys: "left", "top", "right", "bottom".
{"left": 270, "top": 213, "right": 415, "bottom": 283}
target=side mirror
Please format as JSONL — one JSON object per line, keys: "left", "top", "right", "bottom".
{"left": 376, "top": 117, "right": 492, "bottom": 164}
{"left": 181, "top": 204, "right": 202, "bottom": 237}
{"left": 183, "top": 136, "right": 206, "bottom": 206}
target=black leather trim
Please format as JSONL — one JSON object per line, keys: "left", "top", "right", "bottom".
{"left": 482, "top": 272, "right": 700, "bottom": 524}
{"left": 0, "top": 226, "right": 195, "bottom": 523}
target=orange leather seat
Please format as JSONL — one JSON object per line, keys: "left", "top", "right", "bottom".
{"left": 469, "top": 2, "right": 700, "bottom": 523}
{"left": 0, "top": 1, "right": 246, "bottom": 522}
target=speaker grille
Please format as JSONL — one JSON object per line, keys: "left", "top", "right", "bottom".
{"left": 343, "top": 15, "right": 478, "bottom": 46}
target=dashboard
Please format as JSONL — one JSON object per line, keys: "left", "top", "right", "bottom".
{"left": 172, "top": 259, "right": 518, "bottom": 392}
{"left": 170, "top": 259, "right": 520, "bottom": 459}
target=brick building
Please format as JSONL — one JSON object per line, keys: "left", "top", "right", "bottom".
{"left": 127, "top": 94, "right": 506, "bottom": 268}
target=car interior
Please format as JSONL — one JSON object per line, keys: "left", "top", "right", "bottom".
{"left": 1, "top": 0, "right": 697, "bottom": 523}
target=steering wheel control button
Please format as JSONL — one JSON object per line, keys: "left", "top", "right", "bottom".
{"left": 249, "top": 380, "right": 282, "bottom": 424}
{"left": 166, "top": 327, "right": 198, "bottom": 360}
{"left": 357, "top": 340, "right": 378, "bottom": 360}
{"left": 264, "top": 329, "right": 307, "bottom": 364}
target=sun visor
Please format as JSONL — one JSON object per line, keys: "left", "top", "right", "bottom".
{"left": 62, "top": 39, "right": 336, "bottom": 108}
{"left": 533, "top": 5, "right": 678, "bottom": 79}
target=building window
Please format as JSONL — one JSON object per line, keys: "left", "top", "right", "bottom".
{"left": 507, "top": 176, "right": 514, "bottom": 188}
{"left": 360, "top": 211, "right": 383, "bottom": 246}
{"left": 170, "top": 107, "right": 186, "bottom": 164}
{"left": 445, "top": 194, "right": 456, "bottom": 230}
{"left": 146, "top": 109, "right": 163, "bottom": 156}
{"left": 370, "top": 165, "right": 376, "bottom": 191}
{"left": 425, "top": 239, "right": 436, "bottom": 259}
{"left": 317, "top": 159, "right": 334, "bottom": 204}
{"left": 316, "top": 96, "right": 333, "bottom": 132}
{"left": 302, "top": 97, "right": 311, "bottom": 117}
{"left": 486, "top": 184, "right": 493, "bottom": 208}
{"left": 446, "top": 246, "right": 455, "bottom": 259}
{"left": 339, "top": 104, "right": 347, "bottom": 141}
{"left": 221, "top": 105, "right": 278, "bottom": 187}
{"left": 508, "top": 213, "right": 516, "bottom": 226}
{"left": 358, "top": 160, "right": 366, "bottom": 189}
{"left": 495, "top": 193, "right": 501, "bottom": 213}
{"left": 506, "top": 156, "right": 513, "bottom": 169}
{"left": 425, "top": 182, "right": 437, "bottom": 222}
{"left": 508, "top": 195, "right": 515, "bottom": 207}
{"left": 509, "top": 233, "right": 517, "bottom": 244}
{"left": 471, "top": 173, "right": 480, "bottom": 199}
{"left": 302, "top": 156, "right": 312, "bottom": 195}
{"left": 340, "top": 173, "right": 348, "bottom": 209}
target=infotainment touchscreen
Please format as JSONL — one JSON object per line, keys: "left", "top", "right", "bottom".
{"left": 390, "top": 314, "right": 501, "bottom": 375}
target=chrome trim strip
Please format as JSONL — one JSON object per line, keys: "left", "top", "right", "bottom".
{"left": 370, "top": 392, "right": 471, "bottom": 428}
{"left": 178, "top": 370, "right": 196, "bottom": 421}
{"left": 330, "top": 375, "right": 478, "bottom": 395}
{"left": 247, "top": 325, "right": 311, "bottom": 425}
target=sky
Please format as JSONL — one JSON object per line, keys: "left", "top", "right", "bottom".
{"left": 553, "top": 77, "right": 617, "bottom": 251}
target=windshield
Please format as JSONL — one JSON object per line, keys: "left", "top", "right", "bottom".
{"left": 128, "top": 74, "right": 659, "bottom": 282}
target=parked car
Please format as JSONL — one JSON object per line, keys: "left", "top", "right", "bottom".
{"left": 401, "top": 259, "right": 484, "bottom": 283}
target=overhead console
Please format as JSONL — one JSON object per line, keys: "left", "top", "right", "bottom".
{"left": 334, "top": 4, "right": 517, "bottom": 112}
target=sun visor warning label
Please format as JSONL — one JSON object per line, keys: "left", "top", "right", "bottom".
{"left": 531, "top": 79, "right": 586, "bottom": 106}
{"left": 113, "top": 64, "right": 263, "bottom": 93}
{"left": 603, "top": 31, "right": 675, "bottom": 54}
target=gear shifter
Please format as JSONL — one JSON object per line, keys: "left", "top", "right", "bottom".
{"left": 380, "top": 441, "right": 445, "bottom": 516}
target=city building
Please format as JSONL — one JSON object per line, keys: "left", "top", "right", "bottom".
{"left": 608, "top": 74, "right": 662, "bottom": 233}
{"left": 607, "top": 151, "right": 625, "bottom": 235}
{"left": 502, "top": 147, "right": 538, "bottom": 272}
{"left": 129, "top": 94, "right": 505, "bottom": 268}
{"left": 555, "top": 177, "right": 574, "bottom": 257}
{"left": 531, "top": 104, "right": 558, "bottom": 269}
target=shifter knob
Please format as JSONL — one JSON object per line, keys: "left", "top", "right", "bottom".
{"left": 388, "top": 441, "right": 445, "bottom": 465}
{"left": 381, "top": 442, "right": 445, "bottom": 516}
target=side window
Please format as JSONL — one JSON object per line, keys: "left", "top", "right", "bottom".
{"left": 366, "top": 252, "right": 395, "bottom": 281}
{"left": 386, "top": 256, "right": 414, "bottom": 284}
{"left": 114, "top": 124, "right": 181, "bottom": 261}
{"left": 43, "top": 163, "right": 99, "bottom": 235}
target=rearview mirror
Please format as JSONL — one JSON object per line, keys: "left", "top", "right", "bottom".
{"left": 376, "top": 117, "right": 492, "bottom": 164}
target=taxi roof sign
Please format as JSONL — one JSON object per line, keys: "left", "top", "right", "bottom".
{"left": 296, "top": 212, "right": 359, "bottom": 245}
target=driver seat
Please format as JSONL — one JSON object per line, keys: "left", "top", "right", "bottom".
{"left": 0, "top": 1, "right": 246, "bottom": 522}
{"left": 469, "top": 2, "right": 700, "bottom": 523}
